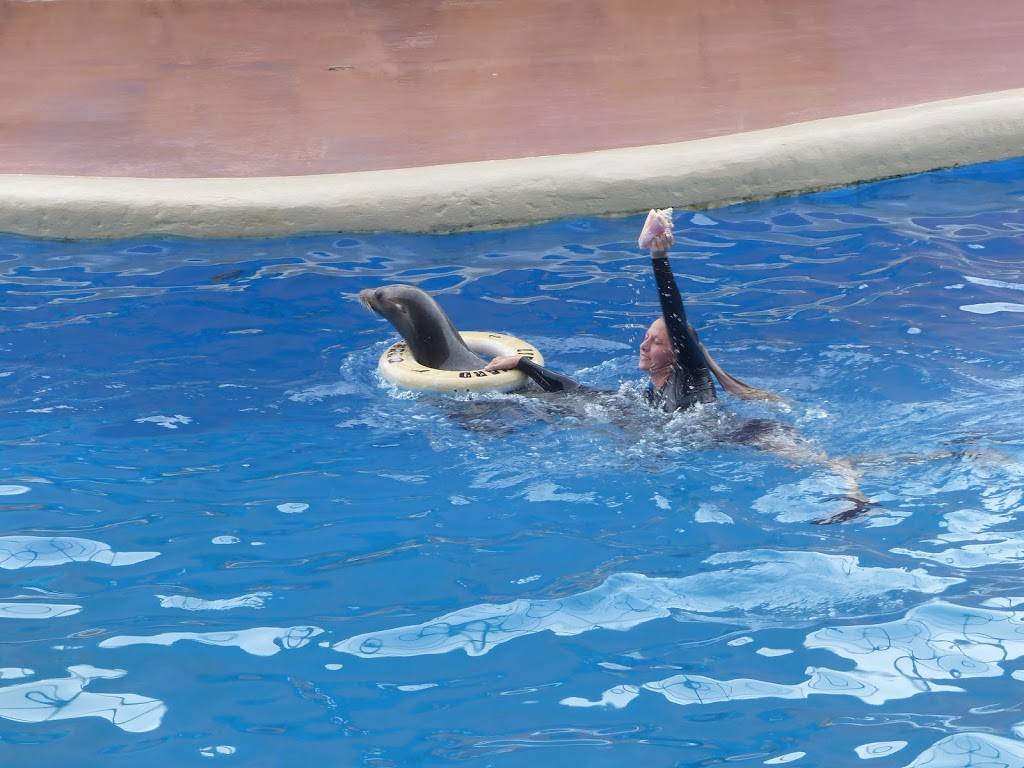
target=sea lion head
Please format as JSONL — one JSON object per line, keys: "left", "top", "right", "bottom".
{"left": 359, "top": 284, "right": 485, "bottom": 370}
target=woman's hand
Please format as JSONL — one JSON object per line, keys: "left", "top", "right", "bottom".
{"left": 484, "top": 355, "right": 523, "bottom": 371}
{"left": 638, "top": 208, "right": 674, "bottom": 253}
{"left": 648, "top": 232, "right": 673, "bottom": 252}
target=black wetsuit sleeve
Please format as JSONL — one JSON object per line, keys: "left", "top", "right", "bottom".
{"left": 652, "top": 252, "right": 716, "bottom": 407}
{"left": 652, "top": 253, "right": 706, "bottom": 373}
{"left": 514, "top": 357, "right": 581, "bottom": 393}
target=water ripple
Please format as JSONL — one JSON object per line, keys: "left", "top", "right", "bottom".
{"left": 0, "top": 536, "right": 159, "bottom": 569}
{"left": 332, "top": 550, "right": 958, "bottom": 658}
{"left": 1, "top": 158, "right": 1023, "bottom": 765}
{"left": 99, "top": 625, "right": 324, "bottom": 656}
{"left": 0, "top": 666, "right": 165, "bottom": 733}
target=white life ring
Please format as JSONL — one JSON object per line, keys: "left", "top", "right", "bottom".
{"left": 377, "top": 331, "right": 544, "bottom": 393}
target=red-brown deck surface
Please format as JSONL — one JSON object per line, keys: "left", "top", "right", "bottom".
{"left": 2, "top": 0, "right": 1023, "bottom": 178}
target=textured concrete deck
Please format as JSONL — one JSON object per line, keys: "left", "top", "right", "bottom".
{"left": 3, "top": 0, "right": 1024, "bottom": 178}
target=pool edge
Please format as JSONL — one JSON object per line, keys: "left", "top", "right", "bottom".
{"left": 2, "top": 89, "right": 1023, "bottom": 240}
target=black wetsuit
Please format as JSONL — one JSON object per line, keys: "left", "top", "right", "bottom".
{"left": 514, "top": 251, "right": 717, "bottom": 413}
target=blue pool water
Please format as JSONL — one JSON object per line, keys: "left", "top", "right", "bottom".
{"left": 2, "top": 159, "right": 1024, "bottom": 767}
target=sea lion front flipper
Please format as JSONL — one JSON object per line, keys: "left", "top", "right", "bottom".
{"left": 698, "top": 341, "right": 787, "bottom": 403}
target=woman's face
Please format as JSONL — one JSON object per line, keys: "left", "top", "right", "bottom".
{"left": 639, "top": 318, "right": 674, "bottom": 374}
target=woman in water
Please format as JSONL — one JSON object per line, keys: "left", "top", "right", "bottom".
{"left": 485, "top": 208, "right": 775, "bottom": 410}
{"left": 485, "top": 209, "right": 870, "bottom": 522}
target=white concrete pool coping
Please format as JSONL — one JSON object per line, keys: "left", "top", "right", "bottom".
{"left": 1, "top": 89, "right": 1023, "bottom": 240}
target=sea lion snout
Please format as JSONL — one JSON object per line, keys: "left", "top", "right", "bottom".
{"left": 358, "top": 285, "right": 421, "bottom": 319}
{"left": 358, "top": 287, "right": 388, "bottom": 314}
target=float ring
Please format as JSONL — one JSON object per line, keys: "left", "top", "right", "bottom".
{"left": 377, "top": 331, "right": 544, "bottom": 393}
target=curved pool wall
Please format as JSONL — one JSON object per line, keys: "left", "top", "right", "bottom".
{"left": 2, "top": 157, "right": 1024, "bottom": 766}
{"left": 1, "top": 90, "right": 1023, "bottom": 240}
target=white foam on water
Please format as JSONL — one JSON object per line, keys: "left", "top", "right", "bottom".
{"left": 0, "top": 485, "right": 30, "bottom": 495}
{"left": 764, "top": 753, "right": 804, "bottom": 764}
{"left": 0, "top": 668, "right": 34, "bottom": 680}
{"left": 561, "top": 684, "right": 639, "bottom": 709}
{"left": 330, "top": 550, "right": 958, "bottom": 658}
{"left": 379, "top": 472, "right": 428, "bottom": 484}
{"left": 755, "top": 647, "right": 792, "bottom": 657}
{"left": 753, "top": 474, "right": 851, "bottom": 523}
{"left": 0, "top": 602, "right": 81, "bottom": 619}
{"left": 728, "top": 636, "right": 754, "bottom": 647}
{"left": 903, "top": 733, "right": 1024, "bottom": 768}
{"left": 200, "top": 745, "right": 237, "bottom": 757}
{"left": 156, "top": 592, "right": 271, "bottom": 611}
{"left": 854, "top": 741, "right": 908, "bottom": 760}
{"left": 324, "top": 663, "right": 344, "bottom": 671}
{"left": 0, "top": 536, "right": 159, "bottom": 569}
{"left": 134, "top": 414, "right": 192, "bottom": 429}
{"left": 276, "top": 502, "right": 309, "bottom": 514}
{"left": 695, "top": 503, "right": 733, "bottom": 524}
{"left": 895, "top": 532, "right": 1024, "bottom": 568}
{"left": 965, "top": 275, "right": 1024, "bottom": 292}
{"left": 864, "top": 514, "right": 909, "bottom": 529}
{"left": 638, "top": 597, "right": 1024, "bottom": 711}
{"left": 960, "top": 302, "right": 1024, "bottom": 314}
{"left": 395, "top": 683, "right": 438, "bottom": 692}
{"left": 892, "top": 501, "right": 1024, "bottom": 569}
{"left": 0, "top": 665, "right": 165, "bottom": 733}
{"left": 99, "top": 626, "right": 324, "bottom": 656}
{"left": 643, "top": 673, "right": 809, "bottom": 708}
{"left": 287, "top": 381, "right": 363, "bottom": 403}
{"left": 211, "top": 536, "right": 240, "bottom": 545}
{"left": 653, "top": 494, "right": 670, "bottom": 510}
{"left": 521, "top": 482, "right": 595, "bottom": 503}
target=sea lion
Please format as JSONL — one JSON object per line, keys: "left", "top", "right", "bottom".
{"left": 359, "top": 284, "right": 487, "bottom": 371}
